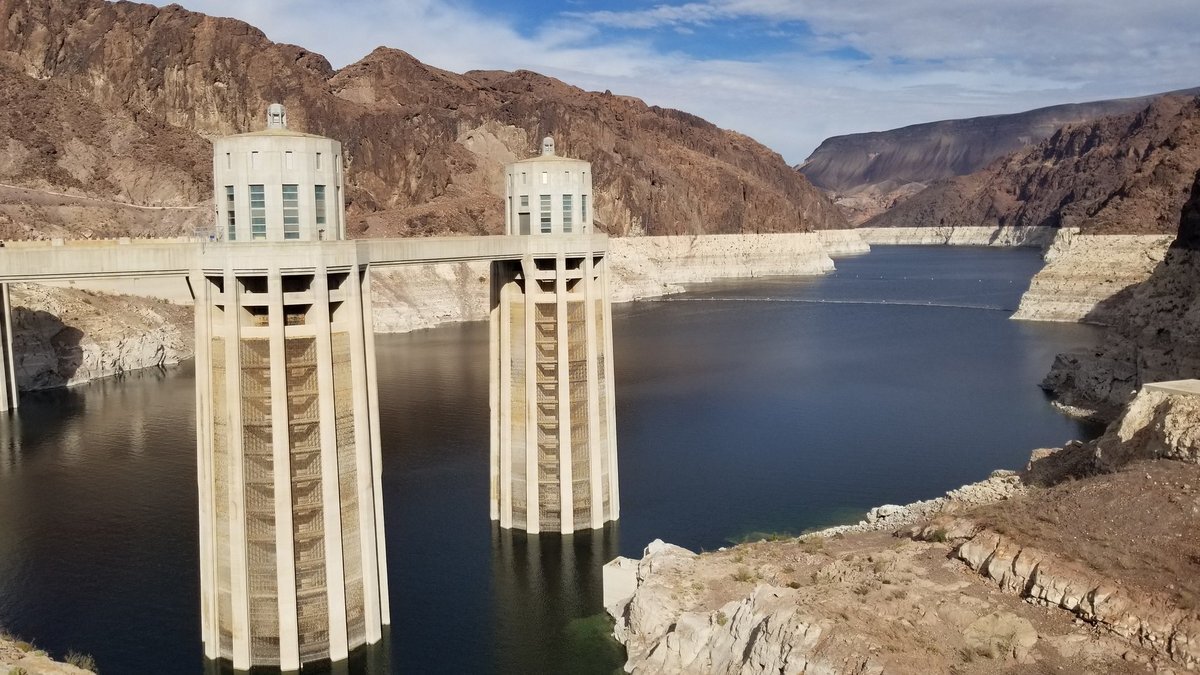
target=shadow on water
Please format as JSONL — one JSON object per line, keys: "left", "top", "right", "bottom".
{"left": 490, "top": 523, "right": 624, "bottom": 675}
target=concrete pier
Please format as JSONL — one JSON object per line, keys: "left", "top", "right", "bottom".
{"left": 0, "top": 283, "right": 17, "bottom": 412}
{"left": 193, "top": 247, "right": 389, "bottom": 669}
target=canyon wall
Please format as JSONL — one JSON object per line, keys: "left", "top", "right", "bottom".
{"left": 0, "top": 0, "right": 845, "bottom": 240}
{"left": 864, "top": 95, "right": 1200, "bottom": 237}
{"left": 1011, "top": 230, "right": 1176, "bottom": 324}
{"left": 1041, "top": 171, "right": 1200, "bottom": 415}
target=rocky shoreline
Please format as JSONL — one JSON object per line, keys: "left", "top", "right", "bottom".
{"left": 0, "top": 632, "right": 94, "bottom": 674}
{"left": 605, "top": 387, "right": 1200, "bottom": 674}
{"left": 854, "top": 225, "right": 1056, "bottom": 247}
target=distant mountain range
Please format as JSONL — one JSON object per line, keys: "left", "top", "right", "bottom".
{"left": 0, "top": 0, "right": 845, "bottom": 241}
{"left": 799, "top": 87, "right": 1200, "bottom": 193}
{"left": 866, "top": 93, "right": 1200, "bottom": 235}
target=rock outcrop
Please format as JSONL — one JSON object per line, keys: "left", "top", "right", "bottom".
{"left": 9, "top": 283, "right": 193, "bottom": 391}
{"left": 1011, "top": 230, "right": 1176, "bottom": 323}
{"left": 0, "top": 0, "right": 845, "bottom": 240}
{"left": 0, "top": 632, "right": 95, "bottom": 674}
{"left": 1042, "top": 170, "right": 1200, "bottom": 413}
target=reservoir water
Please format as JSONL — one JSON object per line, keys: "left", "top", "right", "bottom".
{"left": 0, "top": 246, "right": 1103, "bottom": 673}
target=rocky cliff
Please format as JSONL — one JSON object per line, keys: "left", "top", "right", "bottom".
{"left": 1041, "top": 170, "right": 1200, "bottom": 415}
{"left": 607, "top": 387, "right": 1200, "bottom": 674}
{"left": 0, "top": 0, "right": 844, "bottom": 240}
{"left": 866, "top": 95, "right": 1200, "bottom": 236}
{"left": 9, "top": 283, "right": 193, "bottom": 391}
{"left": 1010, "top": 230, "right": 1176, "bottom": 324}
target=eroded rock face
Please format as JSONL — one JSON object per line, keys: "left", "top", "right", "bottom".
{"left": 1010, "top": 229, "right": 1176, "bottom": 324}
{"left": 0, "top": 0, "right": 845, "bottom": 239}
{"left": 953, "top": 529, "right": 1200, "bottom": 670}
{"left": 9, "top": 283, "right": 192, "bottom": 391}
{"left": 1042, "top": 171, "right": 1200, "bottom": 413}
{"left": 1093, "top": 389, "right": 1200, "bottom": 468}
{"left": 610, "top": 398, "right": 1200, "bottom": 674}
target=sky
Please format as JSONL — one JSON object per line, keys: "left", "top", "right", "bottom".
{"left": 165, "top": 0, "right": 1200, "bottom": 163}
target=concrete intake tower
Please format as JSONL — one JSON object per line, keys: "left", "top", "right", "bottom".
{"left": 195, "top": 104, "right": 389, "bottom": 669}
{"left": 490, "top": 137, "right": 620, "bottom": 533}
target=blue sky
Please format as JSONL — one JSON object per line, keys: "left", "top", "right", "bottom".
{"left": 167, "top": 0, "right": 1200, "bottom": 163}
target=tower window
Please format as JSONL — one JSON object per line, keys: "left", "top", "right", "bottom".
{"left": 562, "top": 194, "right": 573, "bottom": 233}
{"left": 520, "top": 195, "right": 529, "bottom": 208}
{"left": 282, "top": 184, "right": 300, "bottom": 239}
{"left": 581, "top": 195, "right": 588, "bottom": 224}
{"left": 521, "top": 172, "right": 527, "bottom": 185}
{"left": 285, "top": 151, "right": 294, "bottom": 169}
{"left": 225, "top": 185, "right": 236, "bottom": 241}
{"left": 225, "top": 153, "right": 231, "bottom": 170}
{"left": 250, "top": 151, "right": 260, "bottom": 169}
{"left": 250, "top": 184, "right": 266, "bottom": 239}
{"left": 315, "top": 152, "right": 322, "bottom": 170}
{"left": 541, "top": 171, "right": 548, "bottom": 185}
{"left": 539, "top": 194, "right": 551, "bottom": 233}
{"left": 314, "top": 185, "right": 326, "bottom": 228}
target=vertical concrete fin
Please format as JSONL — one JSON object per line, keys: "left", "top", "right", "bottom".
{"left": 192, "top": 271, "right": 219, "bottom": 659}
{"left": 268, "top": 270, "right": 301, "bottom": 670}
{"left": 0, "top": 283, "right": 18, "bottom": 412}
{"left": 223, "top": 266, "right": 253, "bottom": 670}
{"left": 312, "top": 266, "right": 350, "bottom": 662}
{"left": 555, "top": 253, "right": 574, "bottom": 534}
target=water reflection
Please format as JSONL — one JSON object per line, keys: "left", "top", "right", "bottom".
{"left": 490, "top": 523, "right": 622, "bottom": 674}
{"left": 202, "top": 629, "right": 393, "bottom": 675}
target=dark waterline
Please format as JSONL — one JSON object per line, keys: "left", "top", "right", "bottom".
{"left": 0, "top": 246, "right": 1102, "bottom": 673}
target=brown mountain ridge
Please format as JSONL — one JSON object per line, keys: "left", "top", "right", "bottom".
{"left": 865, "top": 94, "right": 1200, "bottom": 235}
{"left": 0, "top": 0, "right": 845, "bottom": 240}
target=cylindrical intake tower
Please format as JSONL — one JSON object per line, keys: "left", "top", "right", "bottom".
{"left": 196, "top": 105, "right": 389, "bottom": 671}
{"left": 491, "top": 138, "right": 619, "bottom": 533}
{"left": 212, "top": 103, "right": 346, "bottom": 242}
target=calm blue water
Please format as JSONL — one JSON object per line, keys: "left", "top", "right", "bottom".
{"left": 0, "top": 246, "right": 1101, "bottom": 673}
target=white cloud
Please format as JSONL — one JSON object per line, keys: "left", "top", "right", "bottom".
{"left": 153, "top": 1, "right": 1200, "bottom": 163}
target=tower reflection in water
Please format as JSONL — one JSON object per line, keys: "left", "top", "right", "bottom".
{"left": 491, "top": 522, "right": 623, "bottom": 674}
{"left": 202, "top": 629, "right": 392, "bottom": 675}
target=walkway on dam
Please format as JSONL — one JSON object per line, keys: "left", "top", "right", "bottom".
{"left": 0, "top": 234, "right": 609, "bottom": 283}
